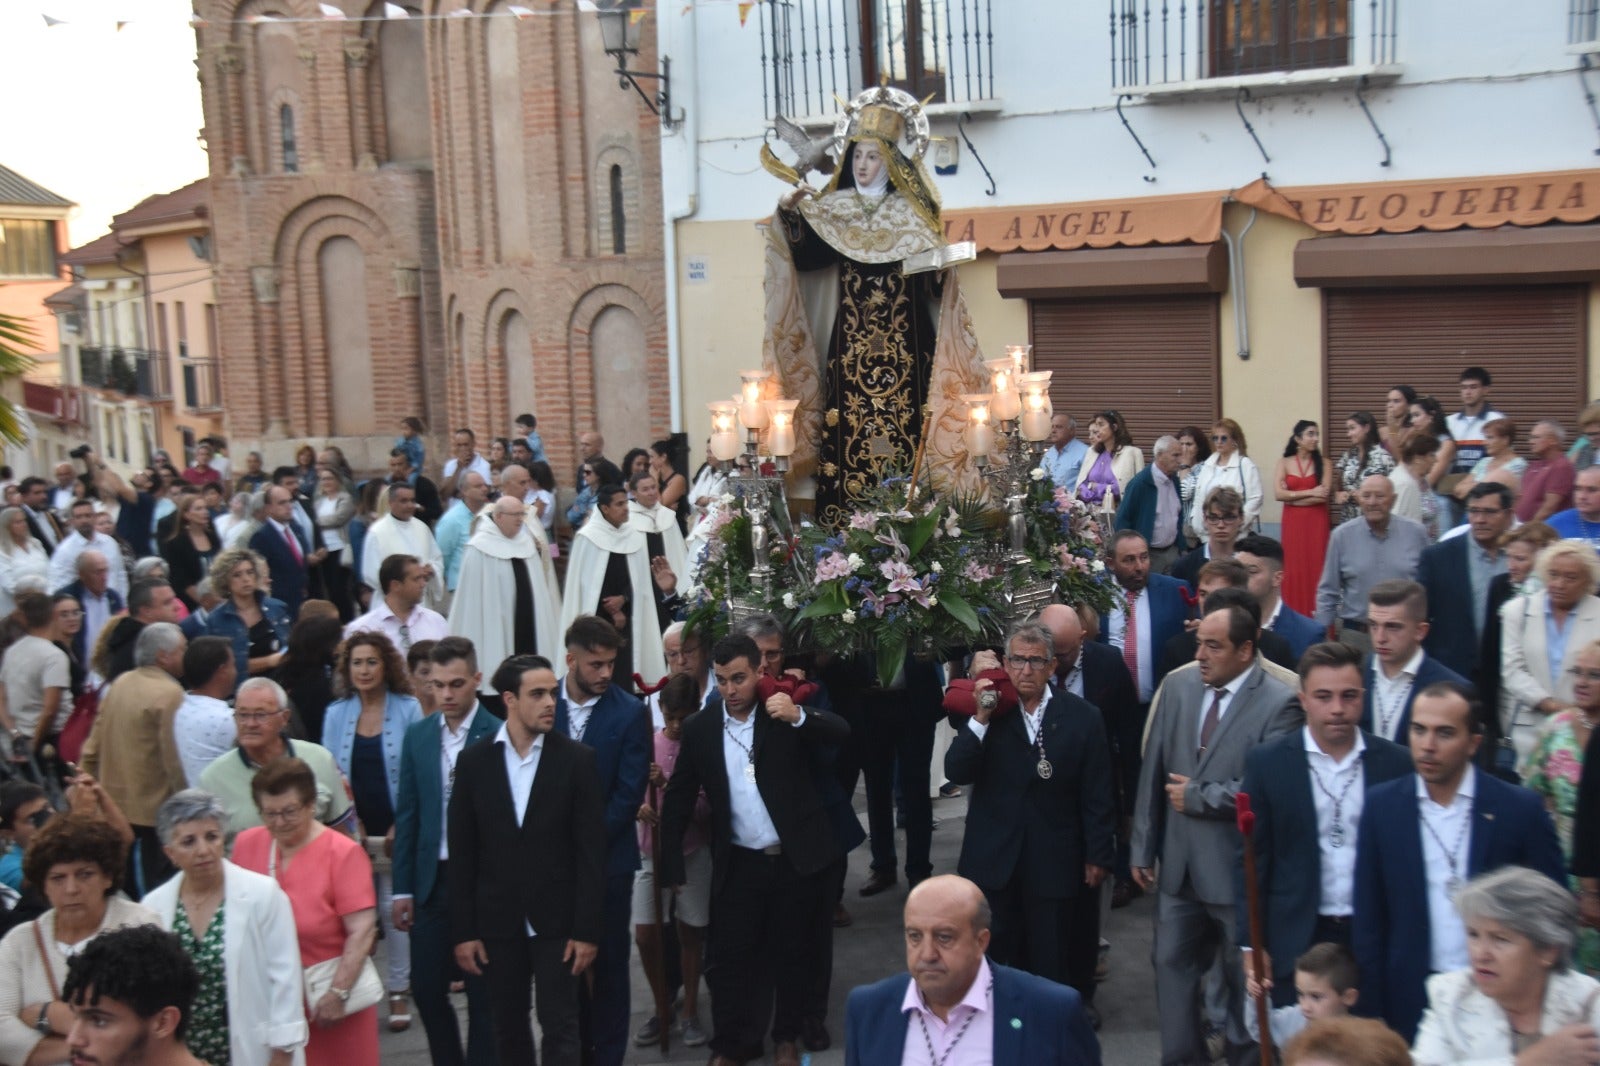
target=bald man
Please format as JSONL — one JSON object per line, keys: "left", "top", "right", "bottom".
{"left": 448, "top": 496, "right": 562, "bottom": 695}
{"left": 844, "top": 874, "right": 1101, "bottom": 1065}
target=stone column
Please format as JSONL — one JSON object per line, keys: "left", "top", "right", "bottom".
{"left": 344, "top": 38, "right": 377, "bottom": 170}
{"left": 218, "top": 45, "right": 250, "bottom": 176}
{"left": 250, "top": 267, "right": 290, "bottom": 438}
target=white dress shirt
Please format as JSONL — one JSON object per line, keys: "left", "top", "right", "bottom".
{"left": 563, "top": 678, "right": 601, "bottom": 742}
{"left": 1418, "top": 765, "right": 1476, "bottom": 972}
{"left": 1197, "top": 664, "right": 1255, "bottom": 751}
{"left": 48, "top": 530, "right": 128, "bottom": 598}
{"left": 1108, "top": 586, "right": 1156, "bottom": 701}
{"left": 175, "top": 693, "right": 237, "bottom": 786}
{"left": 1304, "top": 727, "right": 1366, "bottom": 916}
{"left": 1371, "top": 647, "right": 1424, "bottom": 742}
{"left": 723, "top": 709, "right": 780, "bottom": 850}
{"left": 443, "top": 454, "right": 493, "bottom": 484}
{"left": 344, "top": 599, "right": 449, "bottom": 652}
{"left": 497, "top": 722, "right": 544, "bottom": 936}
{"left": 438, "top": 705, "right": 480, "bottom": 860}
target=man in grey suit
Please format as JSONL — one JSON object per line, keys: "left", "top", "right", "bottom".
{"left": 1131, "top": 598, "right": 1301, "bottom": 1066}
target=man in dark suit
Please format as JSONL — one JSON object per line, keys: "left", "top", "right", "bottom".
{"left": 947, "top": 620, "right": 1115, "bottom": 1022}
{"left": 1234, "top": 534, "right": 1324, "bottom": 661}
{"left": 554, "top": 615, "right": 651, "bottom": 1066}
{"left": 1132, "top": 598, "right": 1301, "bottom": 1065}
{"left": 1156, "top": 562, "right": 1297, "bottom": 689}
{"left": 389, "top": 447, "right": 444, "bottom": 527}
{"left": 1353, "top": 681, "right": 1565, "bottom": 1041}
{"left": 659, "top": 634, "right": 849, "bottom": 1066}
{"left": 449, "top": 653, "right": 606, "bottom": 1065}
{"left": 1236, "top": 641, "right": 1411, "bottom": 1008}
{"left": 271, "top": 466, "right": 329, "bottom": 603}
{"left": 1417, "top": 482, "right": 1513, "bottom": 680}
{"left": 392, "top": 637, "right": 498, "bottom": 1066}
{"left": 248, "top": 484, "right": 312, "bottom": 619}
{"left": 18, "top": 477, "right": 62, "bottom": 551}
{"left": 56, "top": 557, "right": 124, "bottom": 665}
{"left": 1360, "top": 579, "right": 1471, "bottom": 744}
{"left": 1113, "top": 435, "right": 1184, "bottom": 574}
{"left": 844, "top": 875, "right": 1102, "bottom": 1066}
{"left": 1097, "top": 529, "right": 1190, "bottom": 907}
{"left": 1041, "top": 604, "right": 1139, "bottom": 840}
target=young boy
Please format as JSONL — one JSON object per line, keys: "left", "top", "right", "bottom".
{"left": 1246, "top": 942, "right": 1360, "bottom": 1048}
{"left": 515, "top": 412, "right": 548, "bottom": 463}
{"left": 632, "top": 673, "right": 710, "bottom": 1048}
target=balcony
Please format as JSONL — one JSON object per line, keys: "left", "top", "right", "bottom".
{"left": 1111, "top": 0, "right": 1399, "bottom": 98}
{"left": 181, "top": 358, "right": 223, "bottom": 413}
{"left": 78, "top": 346, "right": 171, "bottom": 401}
{"left": 1573, "top": 1, "right": 1600, "bottom": 51}
{"left": 758, "top": 0, "right": 996, "bottom": 121}
{"left": 22, "top": 381, "right": 76, "bottom": 423}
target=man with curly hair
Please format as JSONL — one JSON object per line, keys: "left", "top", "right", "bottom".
{"left": 61, "top": 925, "right": 205, "bottom": 1066}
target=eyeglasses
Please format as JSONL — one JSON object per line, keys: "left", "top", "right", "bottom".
{"left": 233, "top": 711, "right": 281, "bottom": 724}
{"left": 259, "top": 803, "right": 306, "bottom": 823}
{"left": 1205, "top": 512, "right": 1242, "bottom": 523}
{"left": 1465, "top": 507, "right": 1506, "bottom": 518}
{"left": 1210, "top": 434, "right": 1231, "bottom": 443}
{"left": 1006, "top": 655, "right": 1052, "bottom": 671}
{"left": 55, "top": 609, "right": 82, "bottom": 619}
{"left": 1568, "top": 668, "right": 1600, "bottom": 683}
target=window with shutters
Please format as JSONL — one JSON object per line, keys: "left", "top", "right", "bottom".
{"left": 1322, "top": 286, "right": 1588, "bottom": 448}
{"left": 1030, "top": 295, "right": 1220, "bottom": 451}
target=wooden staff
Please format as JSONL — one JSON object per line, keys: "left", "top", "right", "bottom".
{"left": 648, "top": 779, "right": 671, "bottom": 1052}
{"left": 1236, "top": 792, "right": 1274, "bottom": 1066}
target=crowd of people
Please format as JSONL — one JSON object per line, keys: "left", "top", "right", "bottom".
{"left": 0, "top": 370, "right": 1594, "bottom": 1065}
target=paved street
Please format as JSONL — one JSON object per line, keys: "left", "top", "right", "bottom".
{"left": 377, "top": 787, "right": 1163, "bottom": 1064}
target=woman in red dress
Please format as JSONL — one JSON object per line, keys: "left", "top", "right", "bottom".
{"left": 233, "top": 757, "right": 379, "bottom": 1066}
{"left": 1274, "top": 419, "right": 1331, "bottom": 616}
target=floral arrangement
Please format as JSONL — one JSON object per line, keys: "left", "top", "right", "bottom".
{"left": 783, "top": 480, "right": 1009, "bottom": 688}
{"left": 682, "top": 483, "right": 793, "bottom": 638}
{"left": 1019, "top": 466, "right": 1121, "bottom": 617}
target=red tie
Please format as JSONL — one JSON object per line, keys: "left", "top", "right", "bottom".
{"left": 1122, "top": 589, "right": 1140, "bottom": 687}
{"left": 1198, "top": 688, "right": 1224, "bottom": 757}
{"left": 282, "top": 523, "right": 303, "bottom": 565}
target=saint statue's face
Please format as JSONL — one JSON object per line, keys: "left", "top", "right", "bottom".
{"left": 852, "top": 142, "right": 885, "bottom": 189}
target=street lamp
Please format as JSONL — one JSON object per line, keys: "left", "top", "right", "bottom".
{"left": 597, "top": 7, "right": 682, "bottom": 129}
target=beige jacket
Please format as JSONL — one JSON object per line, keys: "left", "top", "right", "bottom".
{"left": 80, "top": 665, "right": 187, "bottom": 826}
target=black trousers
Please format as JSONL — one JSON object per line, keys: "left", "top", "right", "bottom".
{"left": 984, "top": 877, "right": 1103, "bottom": 1004}
{"left": 482, "top": 934, "right": 580, "bottom": 1065}
{"left": 860, "top": 691, "right": 935, "bottom": 882}
{"left": 577, "top": 873, "right": 632, "bottom": 1066}
{"left": 803, "top": 854, "right": 848, "bottom": 1022}
{"left": 707, "top": 847, "right": 823, "bottom": 1060}
{"left": 412, "top": 868, "right": 496, "bottom": 1066}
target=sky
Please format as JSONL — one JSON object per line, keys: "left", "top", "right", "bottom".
{"left": 2, "top": 0, "right": 209, "bottom": 245}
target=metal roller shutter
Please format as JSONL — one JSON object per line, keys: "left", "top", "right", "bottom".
{"left": 1323, "top": 286, "right": 1588, "bottom": 444}
{"left": 1030, "top": 295, "right": 1221, "bottom": 453}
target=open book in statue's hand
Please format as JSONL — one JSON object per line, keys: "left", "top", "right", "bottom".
{"left": 902, "top": 241, "right": 977, "bottom": 276}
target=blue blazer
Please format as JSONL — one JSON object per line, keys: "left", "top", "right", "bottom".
{"left": 1236, "top": 730, "right": 1412, "bottom": 1000}
{"left": 248, "top": 521, "right": 312, "bottom": 618}
{"left": 1352, "top": 771, "right": 1565, "bottom": 1041}
{"left": 845, "top": 963, "right": 1101, "bottom": 1066}
{"left": 202, "top": 592, "right": 291, "bottom": 693}
{"left": 1417, "top": 535, "right": 1487, "bottom": 680}
{"left": 1269, "top": 604, "right": 1324, "bottom": 663}
{"left": 322, "top": 691, "right": 424, "bottom": 809}
{"left": 1112, "top": 466, "right": 1161, "bottom": 543}
{"left": 1359, "top": 653, "right": 1470, "bottom": 741}
{"left": 556, "top": 683, "right": 652, "bottom": 878}
{"left": 1096, "top": 572, "right": 1190, "bottom": 694}
{"left": 392, "top": 704, "right": 499, "bottom": 905}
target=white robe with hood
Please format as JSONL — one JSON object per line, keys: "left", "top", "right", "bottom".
{"left": 448, "top": 518, "right": 562, "bottom": 693}
{"left": 560, "top": 515, "right": 667, "bottom": 682}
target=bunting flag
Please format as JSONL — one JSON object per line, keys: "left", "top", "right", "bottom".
{"left": 628, "top": 8, "right": 646, "bottom": 25}
{"left": 382, "top": 2, "right": 408, "bottom": 15}
{"left": 738, "top": 2, "right": 755, "bottom": 26}
{"left": 115, "top": 20, "right": 130, "bottom": 29}
{"left": 318, "top": 3, "right": 346, "bottom": 18}
{"left": 507, "top": 5, "right": 534, "bottom": 17}
{"left": 29, "top": 1, "right": 708, "bottom": 27}
{"left": 40, "top": 13, "right": 65, "bottom": 26}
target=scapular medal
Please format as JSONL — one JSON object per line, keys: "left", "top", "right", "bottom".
{"left": 1329, "top": 821, "right": 1346, "bottom": 849}
{"left": 1036, "top": 758, "right": 1053, "bottom": 780}
{"left": 744, "top": 762, "right": 756, "bottom": 781}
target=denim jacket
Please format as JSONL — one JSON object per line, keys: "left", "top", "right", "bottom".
{"left": 322, "top": 691, "right": 423, "bottom": 808}
{"left": 203, "top": 592, "right": 291, "bottom": 692}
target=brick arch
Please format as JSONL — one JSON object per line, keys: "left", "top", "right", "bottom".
{"left": 566, "top": 282, "right": 661, "bottom": 455}
{"left": 271, "top": 198, "right": 412, "bottom": 436}
{"left": 227, "top": 0, "right": 312, "bottom": 40}
{"left": 593, "top": 142, "right": 638, "bottom": 257}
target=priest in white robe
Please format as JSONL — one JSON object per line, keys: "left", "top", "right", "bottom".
{"left": 448, "top": 496, "right": 561, "bottom": 695}
{"left": 476, "top": 463, "right": 563, "bottom": 599}
{"left": 560, "top": 484, "right": 672, "bottom": 688}
{"left": 360, "top": 482, "right": 445, "bottom": 609}
{"left": 626, "top": 470, "right": 689, "bottom": 584}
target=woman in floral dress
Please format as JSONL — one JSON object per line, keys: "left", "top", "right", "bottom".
{"left": 1523, "top": 637, "right": 1600, "bottom": 975}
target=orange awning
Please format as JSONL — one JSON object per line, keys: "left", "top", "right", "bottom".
{"left": 1236, "top": 169, "right": 1600, "bottom": 236}
{"left": 941, "top": 192, "right": 1223, "bottom": 253}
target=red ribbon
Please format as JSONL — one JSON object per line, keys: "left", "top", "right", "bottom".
{"left": 757, "top": 673, "right": 820, "bottom": 707}
{"left": 633, "top": 673, "right": 670, "bottom": 696}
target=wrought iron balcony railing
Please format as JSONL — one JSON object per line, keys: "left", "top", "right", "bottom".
{"left": 79, "top": 346, "right": 171, "bottom": 401}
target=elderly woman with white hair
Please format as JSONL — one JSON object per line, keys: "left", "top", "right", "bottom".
{"left": 1501, "top": 539, "right": 1600, "bottom": 762}
{"left": 1413, "top": 866, "right": 1600, "bottom": 1064}
{"left": 0, "top": 507, "right": 48, "bottom": 619}
{"left": 143, "top": 789, "right": 308, "bottom": 1066}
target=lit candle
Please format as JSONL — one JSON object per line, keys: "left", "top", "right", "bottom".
{"left": 985, "top": 358, "right": 1020, "bottom": 421}
{"left": 1006, "top": 344, "right": 1033, "bottom": 377}
{"left": 739, "top": 370, "right": 770, "bottom": 430}
{"left": 1019, "top": 370, "right": 1054, "bottom": 441}
{"left": 963, "top": 394, "right": 994, "bottom": 457}
{"left": 707, "top": 402, "right": 740, "bottom": 461}
{"left": 766, "top": 399, "right": 799, "bottom": 457}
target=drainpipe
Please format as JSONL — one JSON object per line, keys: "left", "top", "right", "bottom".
{"left": 1219, "top": 205, "right": 1256, "bottom": 361}
{"left": 658, "top": 0, "right": 698, "bottom": 433}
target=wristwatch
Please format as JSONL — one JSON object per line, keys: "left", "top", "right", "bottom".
{"left": 330, "top": 986, "right": 351, "bottom": 1003}
{"left": 34, "top": 1003, "right": 50, "bottom": 1033}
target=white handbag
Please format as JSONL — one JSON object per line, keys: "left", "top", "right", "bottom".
{"left": 302, "top": 954, "right": 383, "bottom": 1015}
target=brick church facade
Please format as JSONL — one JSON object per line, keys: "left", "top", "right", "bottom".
{"left": 193, "top": 0, "right": 667, "bottom": 476}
